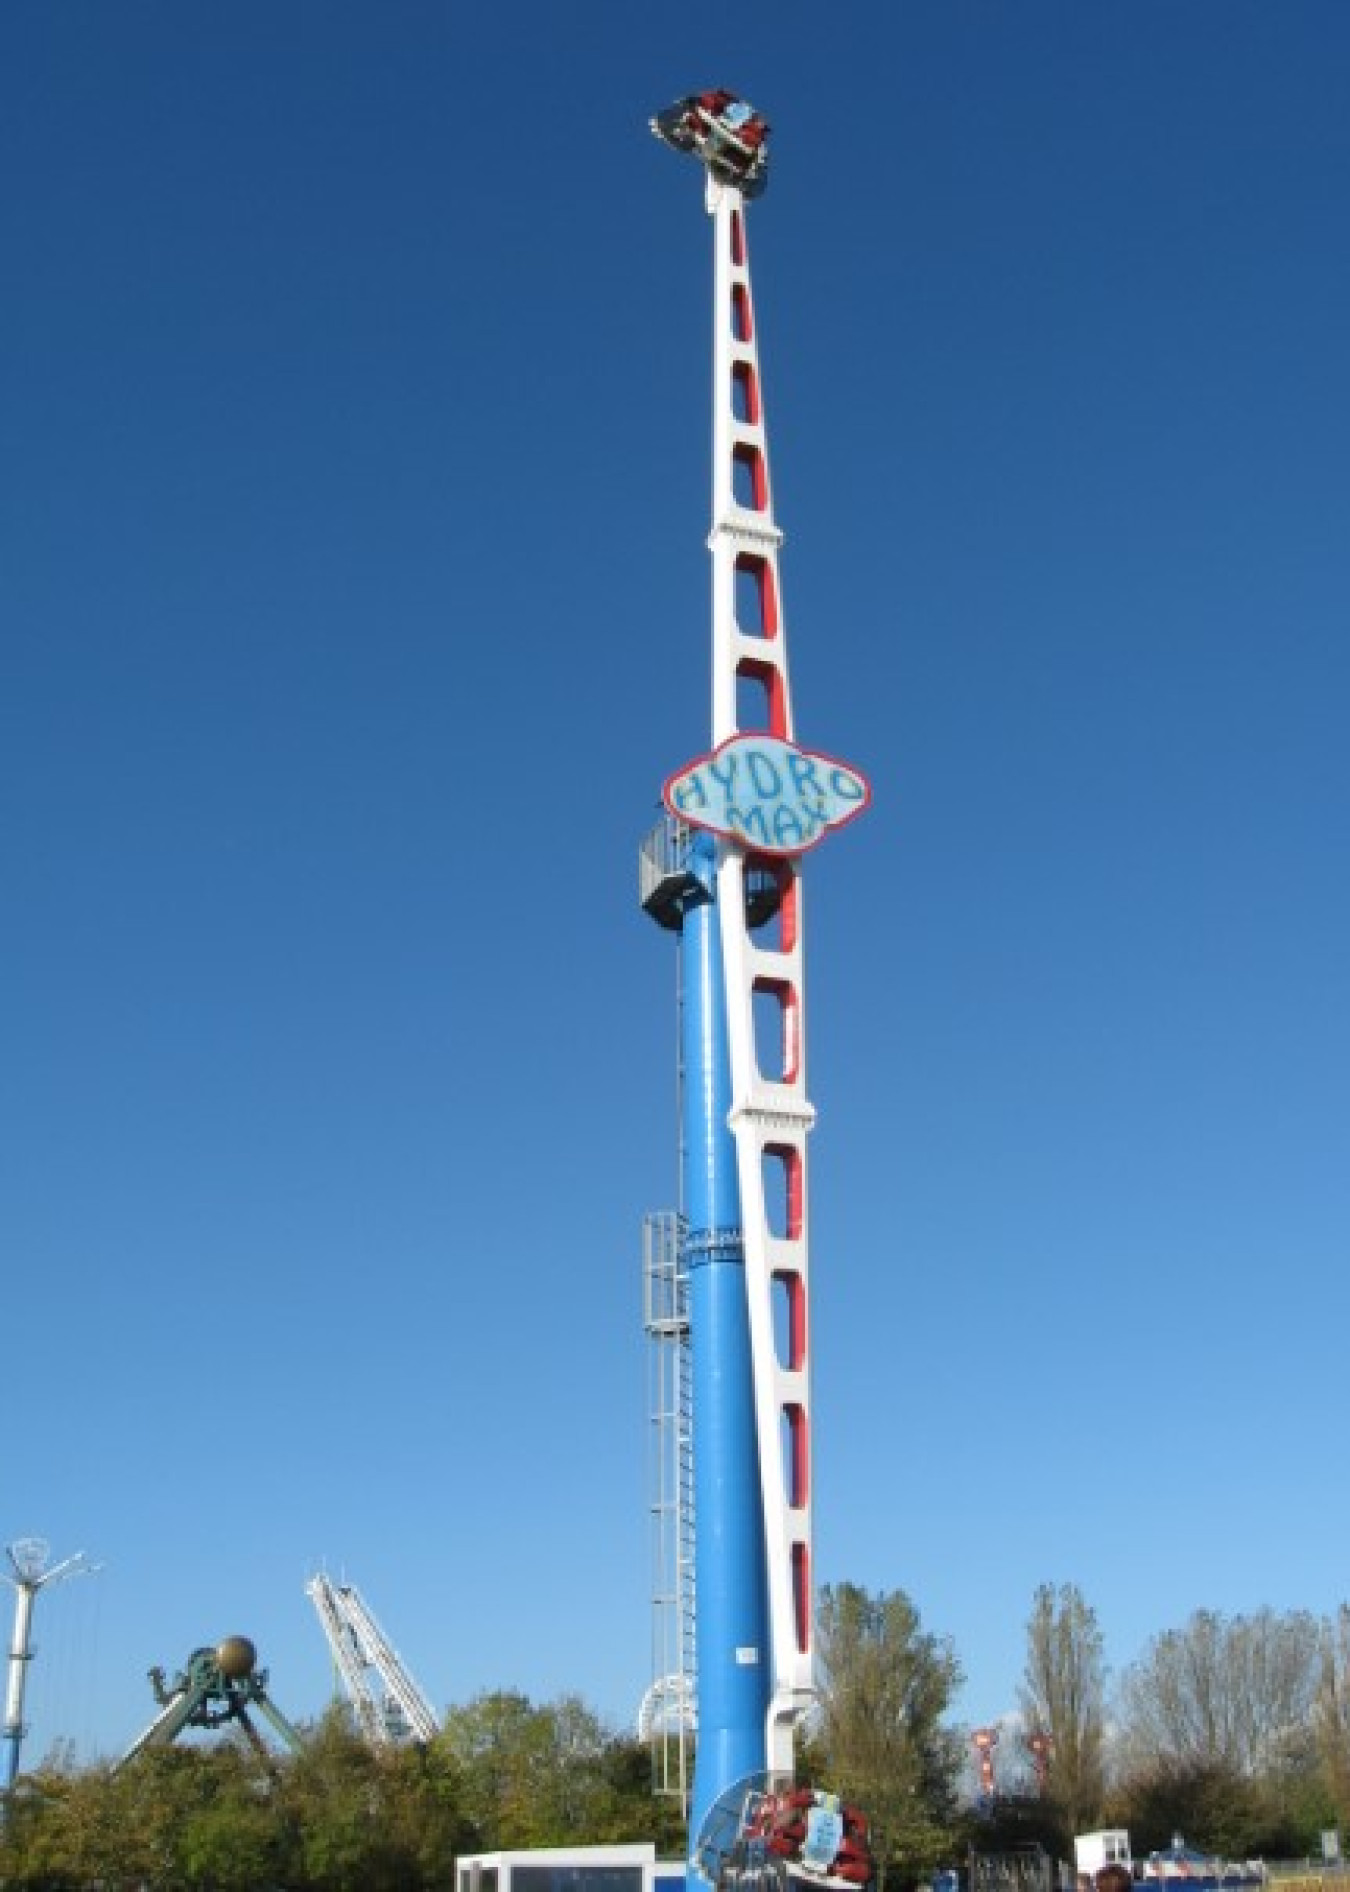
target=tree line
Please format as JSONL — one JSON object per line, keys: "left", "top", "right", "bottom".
{"left": 3, "top": 1588, "right": 1349, "bottom": 1889}
{"left": 1011, "top": 1586, "right": 1350, "bottom": 1867}
{"left": 803, "top": 1586, "right": 1350, "bottom": 1883}
{"left": 814, "top": 1584, "right": 1350, "bottom": 1881}
{"left": 0, "top": 1692, "right": 686, "bottom": 1891}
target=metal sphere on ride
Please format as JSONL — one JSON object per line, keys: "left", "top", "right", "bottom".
{"left": 215, "top": 1635, "right": 257, "bottom": 1679}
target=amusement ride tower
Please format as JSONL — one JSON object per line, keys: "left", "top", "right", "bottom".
{"left": 3, "top": 1538, "right": 98, "bottom": 1791}
{"left": 641, "top": 93, "right": 870, "bottom": 1888}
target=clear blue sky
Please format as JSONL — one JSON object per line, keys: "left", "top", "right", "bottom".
{"left": 4, "top": 1, "right": 1348, "bottom": 1768}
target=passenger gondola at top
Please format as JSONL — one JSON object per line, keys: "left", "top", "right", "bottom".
{"left": 650, "top": 91, "right": 771, "bottom": 196}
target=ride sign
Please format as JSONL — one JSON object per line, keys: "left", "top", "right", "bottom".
{"left": 663, "top": 733, "right": 870, "bottom": 856}
{"left": 802, "top": 1804, "right": 845, "bottom": 1874}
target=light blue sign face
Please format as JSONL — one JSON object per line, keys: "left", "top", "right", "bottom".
{"left": 802, "top": 1806, "right": 844, "bottom": 1873}
{"left": 663, "top": 734, "right": 870, "bottom": 856}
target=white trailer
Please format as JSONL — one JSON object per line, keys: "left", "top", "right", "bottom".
{"left": 1075, "top": 1833, "right": 1134, "bottom": 1880}
{"left": 457, "top": 1845, "right": 684, "bottom": 1892}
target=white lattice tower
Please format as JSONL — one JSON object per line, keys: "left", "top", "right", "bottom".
{"left": 305, "top": 1574, "right": 437, "bottom": 1746}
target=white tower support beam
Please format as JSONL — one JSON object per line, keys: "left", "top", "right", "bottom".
{"left": 706, "top": 179, "right": 817, "bottom": 1780}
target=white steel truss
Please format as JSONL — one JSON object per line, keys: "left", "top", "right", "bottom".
{"left": 305, "top": 1573, "right": 438, "bottom": 1746}
{"left": 706, "top": 175, "right": 817, "bottom": 1780}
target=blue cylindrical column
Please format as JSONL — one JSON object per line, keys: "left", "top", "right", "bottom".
{"left": 681, "top": 836, "right": 769, "bottom": 1882}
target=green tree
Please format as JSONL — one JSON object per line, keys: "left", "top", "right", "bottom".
{"left": 0, "top": 1698, "right": 666, "bottom": 1889}
{"left": 1108, "top": 1756, "right": 1327, "bottom": 1862}
{"left": 170, "top": 1741, "right": 288, "bottom": 1889}
{"left": 600, "top": 1730, "right": 688, "bottom": 1857}
{"left": 1117, "top": 1608, "right": 1320, "bottom": 1780}
{"left": 0, "top": 1762, "right": 117, "bottom": 1887}
{"left": 442, "top": 1690, "right": 644, "bottom": 1851}
{"left": 814, "top": 1582, "right": 964, "bottom": 1885}
{"left": 279, "top": 1701, "right": 478, "bottom": 1890}
{"left": 1108, "top": 1606, "right": 1346, "bottom": 1869}
{"left": 1020, "top": 1581, "right": 1106, "bottom": 1840}
{"left": 1314, "top": 1603, "right": 1350, "bottom": 1826}
{"left": 1, "top": 1741, "right": 289, "bottom": 1890}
